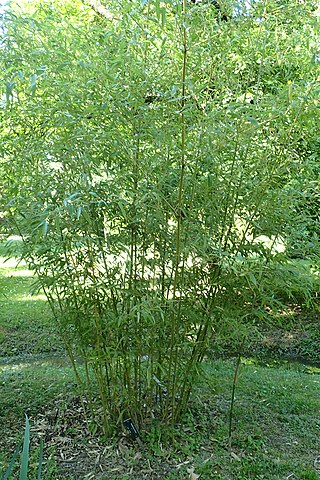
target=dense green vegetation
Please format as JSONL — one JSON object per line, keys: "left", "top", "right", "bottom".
{"left": 0, "top": 0, "right": 319, "bottom": 474}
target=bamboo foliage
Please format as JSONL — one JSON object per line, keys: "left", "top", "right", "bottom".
{"left": 1, "top": 0, "right": 319, "bottom": 435}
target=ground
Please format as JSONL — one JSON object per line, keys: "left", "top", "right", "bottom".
{"left": 0, "top": 239, "right": 320, "bottom": 479}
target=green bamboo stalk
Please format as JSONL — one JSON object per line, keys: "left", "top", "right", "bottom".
{"left": 228, "top": 351, "right": 242, "bottom": 449}
{"left": 165, "top": 0, "right": 188, "bottom": 427}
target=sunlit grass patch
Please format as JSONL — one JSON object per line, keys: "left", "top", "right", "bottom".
{"left": 1, "top": 267, "right": 33, "bottom": 277}
{"left": 0, "top": 242, "right": 62, "bottom": 356}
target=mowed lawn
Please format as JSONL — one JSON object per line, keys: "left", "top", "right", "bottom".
{"left": 0, "top": 239, "right": 62, "bottom": 357}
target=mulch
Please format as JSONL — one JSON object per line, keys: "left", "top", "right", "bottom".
{"left": 31, "top": 396, "right": 204, "bottom": 480}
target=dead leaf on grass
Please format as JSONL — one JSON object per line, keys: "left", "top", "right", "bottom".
{"left": 84, "top": 473, "right": 95, "bottom": 480}
{"left": 230, "top": 451, "right": 241, "bottom": 461}
{"left": 187, "top": 466, "right": 200, "bottom": 479}
{"left": 176, "top": 460, "right": 190, "bottom": 469}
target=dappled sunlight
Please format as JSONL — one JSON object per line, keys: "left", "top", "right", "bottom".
{"left": 1, "top": 268, "right": 34, "bottom": 277}
{"left": 0, "top": 355, "right": 72, "bottom": 373}
{"left": 12, "top": 293, "right": 47, "bottom": 302}
{"left": 253, "top": 235, "right": 286, "bottom": 254}
{"left": 0, "top": 257, "right": 27, "bottom": 268}
{"left": 0, "top": 362, "right": 37, "bottom": 373}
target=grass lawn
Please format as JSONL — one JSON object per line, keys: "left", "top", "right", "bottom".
{"left": 0, "top": 239, "right": 62, "bottom": 357}
{"left": 0, "top": 238, "right": 319, "bottom": 479}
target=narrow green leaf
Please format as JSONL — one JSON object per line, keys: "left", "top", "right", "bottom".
{"left": 3, "top": 443, "right": 21, "bottom": 480}
{"left": 5, "top": 81, "right": 15, "bottom": 102}
{"left": 37, "top": 439, "right": 44, "bottom": 480}
{"left": 248, "top": 271, "right": 257, "bottom": 287}
{"left": 155, "top": 0, "right": 161, "bottom": 21}
{"left": 30, "top": 73, "right": 38, "bottom": 95}
{"left": 30, "top": 73, "right": 37, "bottom": 88}
{"left": 118, "top": 201, "right": 127, "bottom": 219}
{"left": 19, "top": 416, "right": 30, "bottom": 480}
{"left": 42, "top": 220, "right": 49, "bottom": 237}
{"left": 161, "top": 7, "right": 166, "bottom": 27}
{"left": 246, "top": 116, "right": 259, "bottom": 127}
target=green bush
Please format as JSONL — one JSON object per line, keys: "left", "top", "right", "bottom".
{"left": 1, "top": 0, "right": 318, "bottom": 436}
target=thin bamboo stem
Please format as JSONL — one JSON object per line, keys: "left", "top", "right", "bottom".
{"left": 165, "top": 0, "right": 188, "bottom": 426}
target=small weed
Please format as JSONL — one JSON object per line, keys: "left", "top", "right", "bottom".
{"left": 297, "top": 468, "right": 320, "bottom": 480}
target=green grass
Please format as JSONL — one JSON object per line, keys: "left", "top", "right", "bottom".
{"left": 162, "top": 359, "right": 320, "bottom": 480}
{"left": 0, "top": 238, "right": 320, "bottom": 479}
{"left": 2, "top": 357, "right": 320, "bottom": 479}
{"left": 0, "top": 361, "right": 78, "bottom": 479}
{"left": 0, "top": 238, "right": 62, "bottom": 356}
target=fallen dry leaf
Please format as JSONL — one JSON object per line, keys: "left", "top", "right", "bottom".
{"left": 230, "top": 451, "right": 241, "bottom": 461}
{"left": 187, "top": 466, "right": 200, "bottom": 479}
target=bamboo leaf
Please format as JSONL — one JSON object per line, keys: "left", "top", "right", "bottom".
{"left": 246, "top": 116, "right": 259, "bottom": 127}
{"left": 248, "top": 271, "right": 257, "bottom": 286}
{"left": 161, "top": 7, "right": 166, "bottom": 27}
{"left": 155, "top": 0, "right": 161, "bottom": 21}
{"left": 30, "top": 73, "right": 37, "bottom": 95}
{"left": 42, "top": 220, "right": 49, "bottom": 237}
{"left": 5, "top": 81, "right": 15, "bottom": 102}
